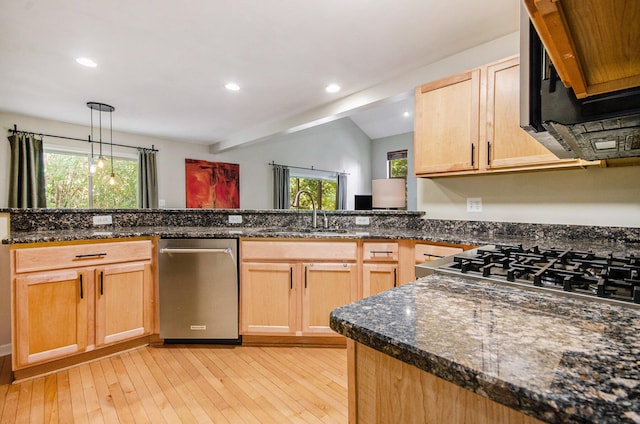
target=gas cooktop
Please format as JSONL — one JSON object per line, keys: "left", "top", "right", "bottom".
{"left": 416, "top": 244, "right": 640, "bottom": 307}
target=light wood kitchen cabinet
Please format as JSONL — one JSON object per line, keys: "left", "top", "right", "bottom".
{"left": 94, "top": 261, "right": 153, "bottom": 346}
{"left": 414, "top": 56, "right": 592, "bottom": 177}
{"left": 485, "top": 57, "right": 570, "bottom": 169}
{"left": 362, "top": 242, "right": 399, "bottom": 298}
{"left": 14, "top": 269, "right": 88, "bottom": 367}
{"left": 414, "top": 243, "right": 463, "bottom": 263}
{"left": 11, "top": 239, "right": 154, "bottom": 373}
{"left": 240, "top": 262, "right": 297, "bottom": 335}
{"left": 302, "top": 262, "right": 357, "bottom": 334}
{"left": 240, "top": 240, "right": 358, "bottom": 338}
{"left": 523, "top": 0, "right": 640, "bottom": 99}
{"left": 414, "top": 69, "right": 480, "bottom": 175}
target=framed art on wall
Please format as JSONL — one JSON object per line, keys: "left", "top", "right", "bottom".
{"left": 185, "top": 159, "right": 240, "bottom": 208}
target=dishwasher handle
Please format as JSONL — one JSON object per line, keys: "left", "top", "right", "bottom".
{"left": 159, "top": 247, "right": 232, "bottom": 255}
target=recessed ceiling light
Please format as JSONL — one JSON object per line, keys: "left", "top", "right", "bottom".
{"left": 403, "top": 111, "right": 410, "bottom": 118}
{"left": 325, "top": 84, "right": 341, "bottom": 93}
{"left": 225, "top": 82, "right": 240, "bottom": 91}
{"left": 76, "top": 57, "right": 97, "bottom": 68}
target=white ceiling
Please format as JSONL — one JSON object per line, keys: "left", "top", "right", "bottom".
{"left": 0, "top": 0, "right": 519, "bottom": 147}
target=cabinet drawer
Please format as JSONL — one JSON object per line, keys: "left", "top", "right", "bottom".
{"left": 241, "top": 240, "right": 357, "bottom": 261}
{"left": 14, "top": 240, "right": 152, "bottom": 273}
{"left": 362, "top": 242, "right": 399, "bottom": 262}
{"left": 415, "top": 244, "right": 462, "bottom": 263}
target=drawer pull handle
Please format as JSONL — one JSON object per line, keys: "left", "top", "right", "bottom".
{"left": 370, "top": 250, "right": 393, "bottom": 254}
{"left": 75, "top": 253, "right": 107, "bottom": 259}
{"left": 423, "top": 253, "right": 445, "bottom": 258}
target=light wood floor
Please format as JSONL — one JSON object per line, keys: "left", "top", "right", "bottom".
{"left": 0, "top": 345, "right": 348, "bottom": 423}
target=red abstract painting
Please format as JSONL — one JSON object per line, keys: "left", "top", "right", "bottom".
{"left": 185, "top": 159, "right": 240, "bottom": 208}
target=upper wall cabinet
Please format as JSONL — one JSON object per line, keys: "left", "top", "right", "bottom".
{"left": 523, "top": 0, "right": 640, "bottom": 98}
{"left": 414, "top": 69, "right": 481, "bottom": 174}
{"left": 414, "top": 56, "right": 593, "bottom": 178}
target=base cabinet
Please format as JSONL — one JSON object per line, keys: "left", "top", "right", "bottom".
{"left": 11, "top": 239, "right": 154, "bottom": 372}
{"left": 240, "top": 240, "right": 358, "bottom": 338}
{"left": 240, "top": 262, "right": 297, "bottom": 335}
{"left": 95, "top": 262, "right": 153, "bottom": 346}
{"left": 302, "top": 262, "right": 357, "bottom": 334}
{"left": 14, "top": 269, "right": 88, "bottom": 366}
{"left": 362, "top": 242, "right": 399, "bottom": 298}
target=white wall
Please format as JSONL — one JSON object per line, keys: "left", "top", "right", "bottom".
{"left": 371, "top": 132, "right": 416, "bottom": 210}
{"left": 216, "top": 117, "right": 372, "bottom": 210}
{"left": 1, "top": 112, "right": 218, "bottom": 209}
{"left": 418, "top": 166, "right": 640, "bottom": 227}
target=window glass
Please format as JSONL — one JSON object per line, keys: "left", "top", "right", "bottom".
{"left": 387, "top": 149, "right": 408, "bottom": 209}
{"left": 289, "top": 176, "right": 337, "bottom": 210}
{"left": 44, "top": 147, "right": 138, "bottom": 209}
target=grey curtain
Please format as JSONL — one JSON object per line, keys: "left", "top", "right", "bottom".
{"left": 138, "top": 149, "right": 158, "bottom": 208}
{"left": 337, "top": 173, "right": 347, "bottom": 210}
{"left": 273, "top": 165, "right": 290, "bottom": 209}
{"left": 8, "top": 133, "right": 46, "bottom": 208}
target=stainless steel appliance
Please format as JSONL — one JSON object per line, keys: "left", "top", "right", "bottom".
{"left": 416, "top": 244, "right": 640, "bottom": 308}
{"left": 159, "top": 238, "right": 240, "bottom": 343}
{"left": 519, "top": 7, "right": 640, "bottom": 161}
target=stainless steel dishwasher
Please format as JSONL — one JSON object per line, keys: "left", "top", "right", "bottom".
{"left": 158, "top": 238, "right": 240, "bottom": 343}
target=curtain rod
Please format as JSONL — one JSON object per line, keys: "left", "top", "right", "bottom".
{"left": 269, "top": 160, "right": 349, "bottom": 175}
{"left": 8, "top": 124, "right": 158, "bottom": 152}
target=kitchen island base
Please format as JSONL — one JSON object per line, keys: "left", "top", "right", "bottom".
{"left": 348, "top": 340, "right": 543, "bottom": 424}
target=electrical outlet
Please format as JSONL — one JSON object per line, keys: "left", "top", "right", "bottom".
{"left": 355, "top": 216, "right": 370, "bottom": 225}
{"left": 92, "top": 215, "right": 113, "bottom": 226}
{"left": 466, "top": 198, "right": 483, "bottom": 213}
{"left": 228, "top": 215, "right": 243, "bottom": 224}
{"left": 159, "top": 199, "right": 166, "bottom": 208}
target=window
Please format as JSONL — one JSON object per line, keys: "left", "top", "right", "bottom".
{"left": 387, "top": 149, "right": 408, "bottom": 179}
{"left": 289, "top": 174, "right": 337, "bottom": 210}
{"left": 387, "top": 149, "right": 408, "bottom": 209}
{"left": 44, "top": 146, "right": 138, "bottom": 209}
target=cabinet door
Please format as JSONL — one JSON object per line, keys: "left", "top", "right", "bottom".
{"left": 241, "top": 262, "right": 297, "bottom": 335}
{"left": 302, "top": 263, "right": 357, "bottom": 335}
{"left": 486, "top": 57, "right": 567, "bottom": 169}
{"left": 14, "top": 270, "right": 88, "bottom": 367}
{"left": 95, "top": 262, "right": 152, "bottom": 346}
{"left": 362, "top": 263, "right": 398, "bottom": 298}
{"left": 414, "top": 69, "right": 480, "bottom": 175}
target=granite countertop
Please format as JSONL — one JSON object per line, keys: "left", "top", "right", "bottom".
{"left": 330, "top": 274, "right": 640, "bottom": 424}
{"left": 4, "top": 225, "right": 640, "bottom": 257}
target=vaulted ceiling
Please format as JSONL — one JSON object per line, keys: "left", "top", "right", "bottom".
{"left": 0, "top": 0, "right": 520, "bottom": 148}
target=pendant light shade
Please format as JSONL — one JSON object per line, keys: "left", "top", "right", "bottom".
{"left": 87, "top": 102, "right": 116, "bottom": 183}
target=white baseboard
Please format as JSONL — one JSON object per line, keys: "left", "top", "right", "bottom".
{"left": 0, "top": 343, "right": 11, "bottom": 357}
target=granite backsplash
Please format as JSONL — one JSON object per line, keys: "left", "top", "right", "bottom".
{"left": 5, "top": 209, "right": 640, "bottom": 244}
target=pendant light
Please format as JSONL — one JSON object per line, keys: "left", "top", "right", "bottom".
{"left": 87, "top": 102, "right": 116, "bottom": 182}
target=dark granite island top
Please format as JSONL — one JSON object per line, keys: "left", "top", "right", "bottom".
{"left": 330, "top": 274, "right": 640, "bottom": 424}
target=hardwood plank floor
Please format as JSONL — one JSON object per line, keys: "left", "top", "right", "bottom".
{"left": 0, "top": 345, "right": 348, "bottom": 423}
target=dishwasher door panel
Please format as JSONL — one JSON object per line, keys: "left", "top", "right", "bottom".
{"left": 159, "top": 238, "right": 239, "bottom": 341}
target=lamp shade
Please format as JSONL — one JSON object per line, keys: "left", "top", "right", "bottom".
{"left": 372, "top": 178, "right": 406, "bottom": 208}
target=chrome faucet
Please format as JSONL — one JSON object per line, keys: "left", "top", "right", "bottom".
{"left": 292, "top": 189, "right": 317, "bottom": 228}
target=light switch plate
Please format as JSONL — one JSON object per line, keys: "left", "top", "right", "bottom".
{"left": 355, "top": 216, "right": 370, "bottom": 225}
{"left": 92, "top": 215, "right": 113, "bottom": 225}
{"left": 466, "top": 198, "right": 483, "bottom": 213}
{"left": 228, "top": 215, "right": 243, "bottom": 224}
